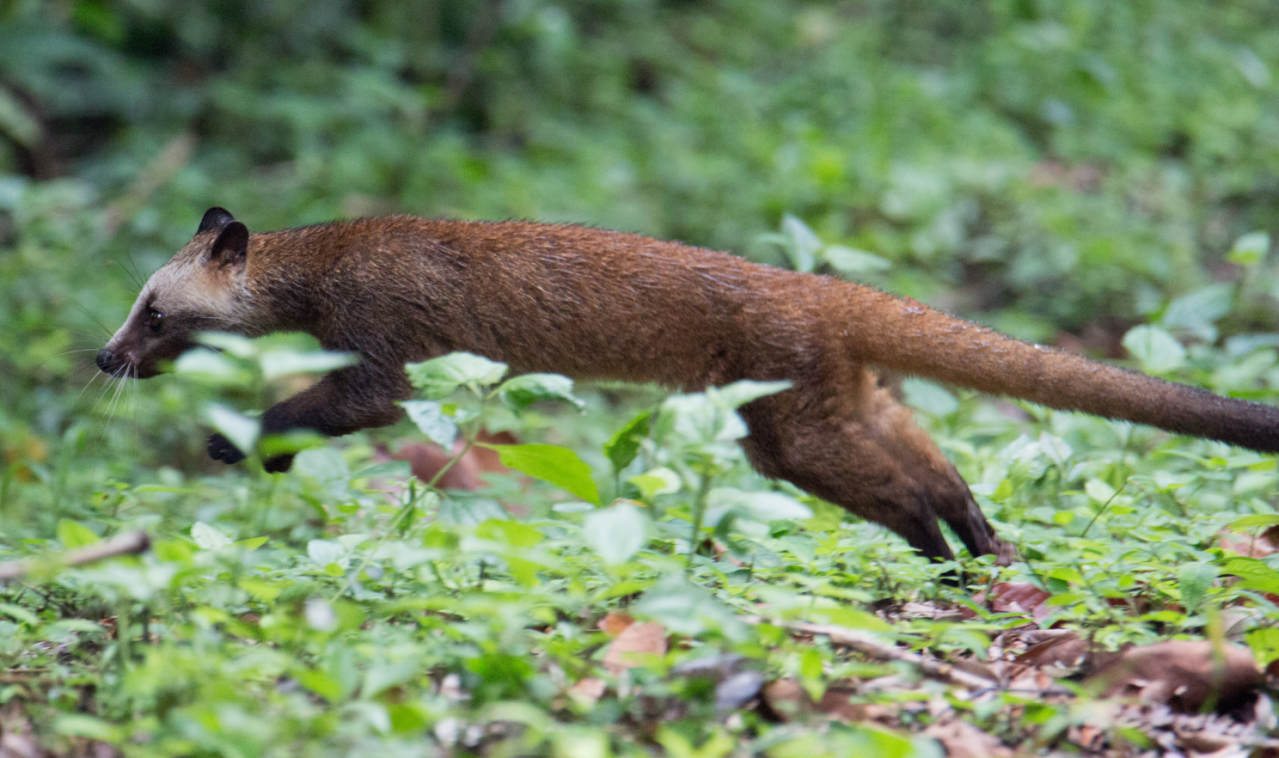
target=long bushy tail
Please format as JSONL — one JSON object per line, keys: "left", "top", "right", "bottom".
{"left": 840, "top": 285, "right": 1279, "bottom": 453}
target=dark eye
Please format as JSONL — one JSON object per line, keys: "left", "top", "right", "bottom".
{"left": 146, "top": 309, "right": 163, "bottom": 332}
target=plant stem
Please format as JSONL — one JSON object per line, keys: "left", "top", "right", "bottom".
{"left": 687, "top": 461, "right": 714, "bottom": 572}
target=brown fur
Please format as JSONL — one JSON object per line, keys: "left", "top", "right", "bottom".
{"left": 100, "top": 210, "right": 1279, "bottom": 562}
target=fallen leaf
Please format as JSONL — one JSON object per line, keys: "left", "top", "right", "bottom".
{"left": 761, "top": 679, "right": 888, "bottom": 724}
{"left": 1218, "top": 527, "right": 1279, "bottom": 558}
{"left": 568, "top": 677, "right": 606, "bottom": 706}
{"left": 1089, "top": 640, "right": 1262, "bottom": 713}
{"left": 924, "top": 719, "right": 1013, "bottom": 758}
{"left": 603, "top": 621, "right": 666, "bottom": 675}
{"left": 598, "top": 612, "right": 635, "bottom": 636}
{"left": 988, "top": 582, "right": 1052, "bottom": 622}
{"left": 1015, "top": 630, "right": 1089, "bottom": 669}
{"left": 390, "top": 430, "right": 520, "bottom": 491}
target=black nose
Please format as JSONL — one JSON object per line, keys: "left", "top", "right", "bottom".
{"left": 96, "top": 349, "right": 120, "bottom": 374}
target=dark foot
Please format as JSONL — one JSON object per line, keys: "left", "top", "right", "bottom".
{"left": 208, "top": 433, "right": 246, "bottom": 465}
{"left": 263, "top": 453, "right": 296, "bottom": 474}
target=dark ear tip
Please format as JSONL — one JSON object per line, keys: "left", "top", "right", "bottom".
{"left": 209, "top": 220, "right": 250, "bottom": 264}
{"left": 198, "top": 207, "right": 236, "bottom": 234}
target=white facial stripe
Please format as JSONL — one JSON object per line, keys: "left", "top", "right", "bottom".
{"left": 106, "top": 256, "right": 249, "bottom": 349}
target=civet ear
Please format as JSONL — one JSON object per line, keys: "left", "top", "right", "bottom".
{"left": 198, "top": 207, "right": 236, "bottom": 235}
{"left": 208, "top": 221, "right": 249, "bottom": 269}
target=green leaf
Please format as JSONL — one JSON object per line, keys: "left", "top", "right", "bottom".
{"left": 901, "top": 378, "right": 959, "bottom": 417}
{"left": 711, "top": 380, "right": 793, "bottom": 409}
{"left": 57, "top": 519, "right": 99, "bottom": 549}
{"left": 707, "top": 487, "right": 812, "bottom": 522}
{"left": 1221, "top": 557, "right": 1279, "bottom": 594}
{"left": 476, "top": 519, "right": 544, "bottom": 548}
{"left": 260, "top": 349, "right": 357, "bottom": 380}
{"left": 0, "top": 602, "right": 40, "bottom": 626}
{"left": 823, "top": 245, "right": 892, "bottom": 274}
{"left": 1161, "top": 284, "right": 1234, "bottom": 340}
{"left": 780, "top": 214, "right": 822, "bottom": 272}
{"left": 583, "top": 501, "right": 648, "bottom": 565}
{"left": 498, "top": 373, "right": 584, "bottom": 411}
{"left": 1122, "top": 325, "right": 1186, "bottom": 373}
{"left": 405, "top": 352, "right": 508, "bottom": 399}
{"left": 190, "top": 522, "right": 233, "bottom": 550}
{"left": 1229, "top": 231, "right": 1270, "bottom": 266}
{"left": 173, "top": 348, "right": 252, "bottom": 385}
{"left": 604, "top": 409, "right": 653, "bottom": 473}
{"left": 486, "top": 444, "right": 600, "bottom": 504}
{"left": 401, "top": 400, "right": 458, "bottom": 448}
{"left": 1177, "top": 561, "right": 1217, "bottom": 612}
{"left": 0, "top": 85, "right": 41, "bottom": 147}
{"left": 1227, "top": 514, "right": 1279, "bottom": 532}
{"left": 204, "top": 403, "right": 260, "bottom": 457}
{"left": 294, "top": 667, "right": 342, "bottom": 701}
{"left": 629, "top": 467, "right": 682, "bottom": 499}
{"left": 195, "top": 332, "right": 257, "bottom": 358}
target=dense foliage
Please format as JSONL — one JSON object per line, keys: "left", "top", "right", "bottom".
{"left": 5, "top": 1, "right": 1279, "bottom": 755}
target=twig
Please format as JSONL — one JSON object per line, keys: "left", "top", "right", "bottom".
{"left": 740, "top": 614, "right": 997, "bottom": 691}
{"left": 0, "top": 530, "right": 150, "bottom": 582}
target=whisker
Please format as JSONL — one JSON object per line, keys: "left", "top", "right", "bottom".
{"left": 67, "top": 301, "right": 116, "bottom": 339}
{"left": 73, "top": 372, "right": 103, "bottom": 408}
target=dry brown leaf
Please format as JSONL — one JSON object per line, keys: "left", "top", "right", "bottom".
{"left": 603, "top": 621, "right": 666, "bottom": 675}
{"left": 988, "top": 582, "right": 1053, "bottom": 622}
{"left": 597, "top": 612, "right": 635, "bottom": 636}
{"left": 389, "top": 430, "right": 519, "bottom": 491}
{"left": 924, "top": 719, "right": 1013, "bottom": 758}
{"left": 567, "top": 677, "right": 606, "bottom": 707}
{"left": 1089, "top": 640, "right": 1262, "bottom": 713}
{"left": 761, "top": 679, "right": 889, "bottom": 724}
{"left": 1015, "top": 630, "right": 1089, "bottom": 669}
{"left": 1218, "top": 527, "right": 1279, "bottom": 559}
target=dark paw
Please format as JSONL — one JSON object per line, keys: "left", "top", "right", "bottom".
{"left": 263, "top": 453, "right": 296, "bottom": 474}
{"left": 208, "top": 433, "right": 247, "bottom": 465}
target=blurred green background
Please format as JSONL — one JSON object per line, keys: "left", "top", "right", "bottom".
{"left": 4, "top": 0, "right": 1279, "bottom": 480}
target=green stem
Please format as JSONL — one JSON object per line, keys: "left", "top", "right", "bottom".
{"left": 687, "top": 462, "right": 714, "bottom": 572}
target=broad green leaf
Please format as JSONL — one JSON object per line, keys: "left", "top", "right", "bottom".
{"left": 487, "top": 444, "right": 600, "bottom": 504}
{"left": 823, "top": 245, "right": 892, "bottom": 274}
{"left": 195, "top": 331, "right": 257, "bottom": 358}
{"left": 1229, "top": 231, "right": 1270, "bottom": 266}
{"left": 1227, "top": 514, "right": 1279, "bottom": 531}
{"left": 1177, "top": 562, "right": 1217, "bottom": 612}
{"left": 498, "top": 373, "right": 584, "bottom": 411}
{"left": 190, "top": 522, "right": 232, "bottom": 550}
{"left": 204, "top": 403, "right": 260, "bottom": 456}
{"left": 629, "top": 466, "right": 682, "bottom": 499}
{"left": 401, "top": 399, "right": 458, "bottom": 448}
{"left": 707, "top": 487, "right": 812, "bottom": 522}
{"left": 294, "top": 448, "right": 350, "bottom": 498}
{"left": 0, "top": 602, "right": 40, "bottom": 626}
{"left": 1161, "top": 284, "right": 1234, "bottom": 340}
{"left": 0, "top": 85, "right": 41, "bottom": 147}
{"left": 711, "top": 380, "right": 793, "bottom": 410}
{"left": 294, "top": 667, "right": 342, "bottom": 700}
{"left": 901, "top": 378, "right": 959, "bottom": 417}
{"left": 583, "top": 501, "right": 647, "bottom": 565}
{"left": 405, "top": 352, "right": 508, "bottom": 399}
{"left": 351, "top": 460, "right": 413, "bottom": 480}
{"left": 307, "top": 539, "right": 346, "bottom": 566}
{"left": 1221, "top": 557, "right": 1279, "bottom": 595}
{"left": 57, "top": 519, "right": 99, "bottom": 549}
{"left": 780, "top": 214, "right": 822, "bottom": 272}
{"left": 260, "top": 349, "right": 357, "bottom": 380}
{"left": 173, "top": 348, "right": 251, "bottom": 384}
{"left": 604, "top": 408, "right": 653, "bottom": 472}
{"left": 476, "top": 519, "right": 544, "bottom": 548}
{"left": 1122, "top": 325, "right": 1186, "bottom": 373}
